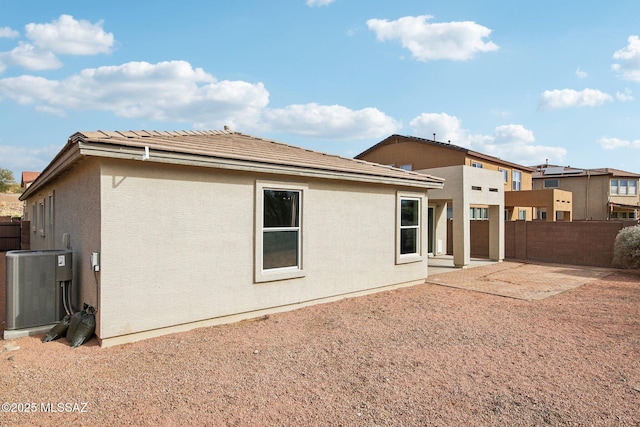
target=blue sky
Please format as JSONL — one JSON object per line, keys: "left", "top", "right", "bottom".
{"left": 2, "top": 0, "right": 640, "bottom": 179}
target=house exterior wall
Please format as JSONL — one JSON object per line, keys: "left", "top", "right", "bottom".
{"left": 359, "top": 140, "right": 467, "bottom": 170}
{"left": 505, "top": 189, "right": 572, "bottom": 221}
{"left": 97, "top": 159, "right": 430, "bottom": 345}
{"left": 533, "top": 174, "right": 639, "bottom": 220}
{"left": 23, "top": 159, "right": 102, "bottom": 310}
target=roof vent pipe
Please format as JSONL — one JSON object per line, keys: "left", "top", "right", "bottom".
{"left": 142, "top": 146, "right": 150, "bottom": 161}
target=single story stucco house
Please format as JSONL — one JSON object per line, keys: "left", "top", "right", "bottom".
{"left": 20, "top": 130, "right": 445, "bottom": 346}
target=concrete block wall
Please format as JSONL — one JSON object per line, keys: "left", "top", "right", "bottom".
{"left": 494, "top": 220, "right": 635, "bottom": 267}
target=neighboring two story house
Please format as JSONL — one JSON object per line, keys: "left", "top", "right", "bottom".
{"left": 356, "top": 134, "right": 572, "bottom": 267}
{"left": 533, "top": 165, "right": 639, "bottom": 220}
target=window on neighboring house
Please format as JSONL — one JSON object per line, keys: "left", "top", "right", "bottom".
{"left": 544, "top": 179, "right": 559, "bottom": 188}
{"left": 399, "top": 164, "right": 413, "bottom": 171}
{"left": 611, "top": 179, "right": 637, "bottom": 195}
{"left": 518, "top": 209, "right": 526, "bottom": 220}
{"left": 512, "top": 171, "right": 522, "bottom": 191}
{"left": 397, "top": 193, "right": 422, "bottom": 264}
{"left": 500, "top": 169, "right": 508, "bottom": 183}
{"left": 255, "top": 182, "right": 307, "bottom": 282}
{"left": 470, "top": 207, "right": 489, "bottom": 220}
{"left": 472, "top": 162, "right": 483, "bottom": 168}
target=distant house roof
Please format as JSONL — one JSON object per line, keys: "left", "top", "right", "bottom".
{"left": 356, "top": 134, "right": 536, "bottom": 172}
{"left": 21, "top": 171, "right": 40, "bottom": 188}
{"left": 22, "top": 130, "right": 444, "bottom": 200}
{"left": 532, "top": 165, "right": 640, "bottom": 178}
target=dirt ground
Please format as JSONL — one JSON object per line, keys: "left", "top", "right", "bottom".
{"left": 0, "top": 255, "right": 639, "bottom": 426}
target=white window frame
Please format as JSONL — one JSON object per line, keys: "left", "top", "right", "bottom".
{"left": 611, "top": 178, "right": 637, "bottom": 196}
{"left": 512, "top": 170, "right": 522, "bottom": 191}
{"left": 396, "top": 192, "right": 424, "bottom": 264}
{"left": 471, "top": 162, "right": 483, "bottom": 168}
{"left": 255, "top": 181, "right": 307, "bottom": 283}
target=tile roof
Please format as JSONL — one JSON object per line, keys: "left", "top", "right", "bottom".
{"left": 20, "top": 171, "right": 40, "bottom": 187}
{"left": 72, "top": 130, "right": 444, "bottom": 185}
{"left": 23, "top": 130, "right": 444, "bottom": 198}
{"left": 532, "top": 165, "right": 640, "bottom": 178}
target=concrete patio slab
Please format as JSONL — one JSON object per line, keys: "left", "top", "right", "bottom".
{"left": 426, "top": 258, "right": 614, "bottom": 300}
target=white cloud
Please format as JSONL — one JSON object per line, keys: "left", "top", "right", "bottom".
{"left": 0, "top": 15, "right": 114, "bottom": 72}
{"left": 597, "top": 137, "right": 640, "bottom": 150}
{"left": 0, "top": 61, "right": 269, "bottom": 129}
{"left": 539, "top": 88, "right": 613, "bottom": 110}
{"left": 409, "top": 112, "right": 566, "bottom": 165}
{"left": 0, "top": 42, "right": 63, "bottom": 72}
{"left": 575, "top": 67, "right": 588, "bottom": 78}
{"left": 616, "top": 88, "right": 634, "bottom": 101}
{"left": 0, "top": 27, "right": 19, "bottom": 38}
{"left": 261, "top": 103, "right": 401, "bottom": 139}
{"left": 0, "top": 143, "right": 60, "bottom": 174}
{"left": 366, "top": 15, "right": 498, "bottom": 62}
{"left": 306, "top": 0, "right": 335, "bottom": 6}
{"left": 25, "top": 14, "right": 114, "bottom": 55}
{"left": 0, "top": 60, "right": 398, "bottom": 140}
{"left": 612, "top": 35, "right": 640, "bottom": 82}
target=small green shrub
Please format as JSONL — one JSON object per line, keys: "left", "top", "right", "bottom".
{"left": 612, "top": 225, "right": 640, "bottom": 269}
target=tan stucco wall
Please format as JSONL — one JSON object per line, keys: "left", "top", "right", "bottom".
{"left": 23, "top": 159, "right": 102, "bottom": 311}
{"left": 358, "top": 139, "right": 533, "bottom": 193}
{"left": 533, "top": 174, "right": 639, "bottom": 220}
{"left": 97, "top": 159, "right": 430, "bottom": 344}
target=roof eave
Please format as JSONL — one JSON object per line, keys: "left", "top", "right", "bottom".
{"left": 79, "top": 142, "right": 445, "bottom": 190}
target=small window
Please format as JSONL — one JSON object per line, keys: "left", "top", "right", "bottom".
{"left": 619, "top": 180, "right": 628, "bottom": 195}
{"left": 38, "top": 199, "right": 45, "bottom": 236}
{"left": 399, "top": 164, "right": 413, "bottom": 171}
{"left": 512, "top": 171, "right": 522, "bottom": 191}
{"left": 255, "top": 181, "right": 307, "bottom": 283}
{"left": 518, "top": 209, "right": 526, "bottom": 220}
{"left": 397, "top": 193, "right": 423, "bottom": 264}
{"left": 630, "top": 180, "right": 637, "bottom": 195}
{"left": 610, "top": 179, "right": 618, "bottom": 195}
{"left": 48, "top": 192, "right": 54, "bottom": 237}
{"left": 472, "top": 162, "right": 483, "bottom": 168}
{"left": 472, "top": 186, "right": 482, "bottom": 191}
{"left": 31, "top": 204, "right": 37, "bottom": 232}
{"left": 500, "top": 169, "right": 508, "bottom": 183}
{"left": 544, "top": 179, "right": 559, "bottom": 188}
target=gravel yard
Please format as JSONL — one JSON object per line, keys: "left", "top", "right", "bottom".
{"left": 1, "top": 266, "right": 639, "bottom": 426}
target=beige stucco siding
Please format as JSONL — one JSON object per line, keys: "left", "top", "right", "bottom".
{"left": 24, "top": 159, "right": 102, "bottom": 312}
{"left": 98, "top": 160, "right": 429, "bottom": 341}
